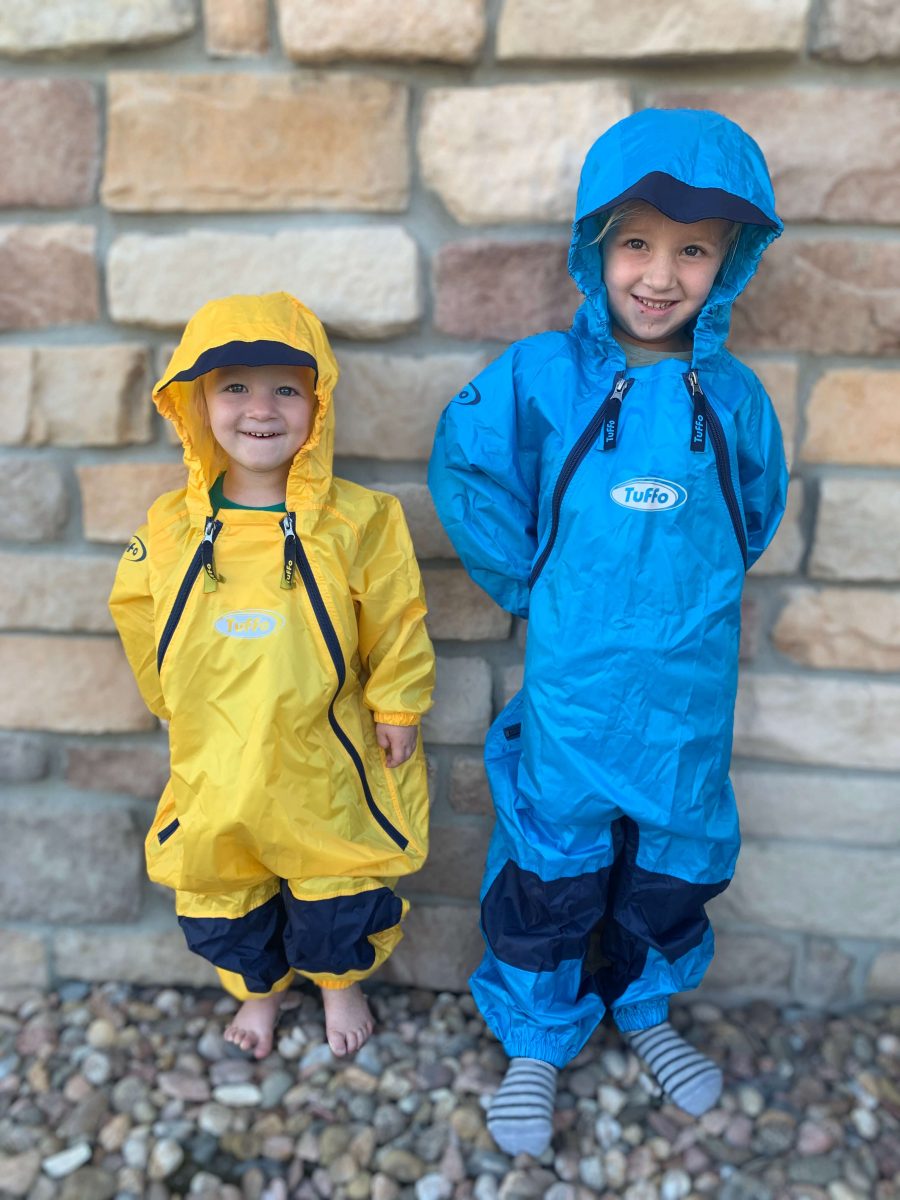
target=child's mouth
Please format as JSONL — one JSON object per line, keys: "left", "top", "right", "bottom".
{"left": 633, "top": 295, "right": 677, "bottom": 311}
{"left": 240, "top": 431, "right": 282, "bottom": 438}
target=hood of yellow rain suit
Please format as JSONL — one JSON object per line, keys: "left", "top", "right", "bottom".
{"left": 109, "top": 293, "right": 434, "bottom": 901}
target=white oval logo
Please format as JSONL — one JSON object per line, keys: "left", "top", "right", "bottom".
{"left": 214, "top": 609, "right": 285, "bottom": 639}
{"left": 610, "top": 477, "right": 687, "bottom": 512}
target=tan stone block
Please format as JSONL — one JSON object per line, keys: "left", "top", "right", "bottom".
{"left": 420, "top": 82, "right": 630, "bottom": 224}
{"left": 772, "top": 586, "right": 900, "bottom": 672}
{"left": 810, "top": 479, "right": 900, "bottom": 582}
{"left": 374, "top": 482, "right": 456, "bottom": 560}
{"left": 0, "top": 553, "right": 116, "bottom": 632}
{"left": 739, "top": 592, "right": 762, "bottom": 663}
{"left": 733, "top": 239, "right": 900, "bottom": 357}
{"left": 0, "top": 0, "right": 196, "bottom": 56}
{"left": 0, "top": 930, "right": 49, "bottom": 988}
{"left": 203, "top": 0, "right": 268, "bottom": 56}
{"left": 108, "top": 229, "right": 421, "bottom": 338}
{"left": 0, "top": 636, "right": 156, "bottom": 733}
{"left": 448, "top": 755, "right": 492, "bottom": 816}
{"left": 103, "top": 73, "right": 408, "bottom": 213}
{"left": 0, "top": 80, "right": 98, "bottom": 207}
{"left": 717, "top": 842, "right": 900, "bottom": 940}
{"left": 0, "top": 461, "right": 67, "bottom": 541}
{"left": 277, "top": 0, "right": 485, "bottom": 63}
{"left": 734, "top": 673, "right": 900, "bottom": 771}
{"left": 434, "top": 240, "right": 578, "bottom": 341}
{"left": 78, "top": 461, "right": 186, "bottom": 543}
{"left": 0, "top": 790, "right": 143, "bottom": 921}
{"left": 651, "top": 88, "right": 900, "bottom": 224}
{"left": 802, "top": 370, "right": 900, "bottom": 466}
{"left": 422, "top": 569, "right": 512, "bottom": 642}
{"left": 497, "top": 0, "right": 809, "bottom": 60}
{"left": 422, "top": 656, "right": 492, "bottom": 744}
{"left": 746, "top": 359, "right": 798, "bottom": 471}
{"left": 0, "top": 225, "right": 98, "bottom": 330}
{"left": 813, "top": 0, "right": 900, "bottom": 63}
{"left": 0, "top": 345, "right": 152, "bottom": 447}
{"left": 748, "top": 478, "right": 804, "bottom": 577}
{"left": 404, "top": 821, "right": 490, "bottom": 901}
{"left": 66, "top": 742, "right": 169, "bottom": 799}
{"left": 379, "top": 902, "right": 483, "bottom": 992}
{"left": 732, "top": 766, "right": 900, "bottom": 845}
{"left": 868, "top": 951, "right": 900, "bottom": 999}
{"left": 54, "top": 925, "right": 215, "bottom": 987}
{"left": 501, "top": 663, "right": 523, "bottom": 706}
{"left": 334, "top": 350, "right": 488, "bottom": 460}
{"left": 796, "top": 939, "right": 854, "bottom": 1005}
{"left": 698, "top": 932, "right": 794, "bottom": 995}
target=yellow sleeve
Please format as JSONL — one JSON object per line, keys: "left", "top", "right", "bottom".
{"left": 108, "top": 525, "right": 169, "bottom": 721}
{"left": 351, "top": 496, "right": 435, "bottom": 724}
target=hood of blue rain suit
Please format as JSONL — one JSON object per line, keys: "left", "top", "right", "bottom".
{"left": 567, "top": 108, "right": 782, "bottom": 363}
{"left": 153, "top": 291, "right": 340, "bottom": 526}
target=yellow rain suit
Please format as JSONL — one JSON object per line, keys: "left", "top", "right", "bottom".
{"left": 109, "top": 293, "right": 434, "bottom": 999}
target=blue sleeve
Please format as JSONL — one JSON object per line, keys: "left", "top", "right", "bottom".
{"left": 735, "top": 374, "right": 789, "bottom": 569}
{"left": 428, "top": 346, "right": 540, "bottom": 618}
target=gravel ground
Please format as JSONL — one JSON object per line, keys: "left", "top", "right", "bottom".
{"left": 0, "top": 982, "right": 898, "bottom": 1200}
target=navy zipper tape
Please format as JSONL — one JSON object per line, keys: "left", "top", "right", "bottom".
{"left": 156, "top": 519, "right": 223, "bottom": 672}
{"left": 157, "top": 818, "right": 180, "bottom": 845}
{"left": 288, "top": 519, "right": 409, "bottom": 851}
{"left": 529, "top": 373, "right": 632, "bottom": 589}
{"left": 705, "top": 401, "right": 749, "bottom": 569}
{"left": 684, "top": 369, "right": 708, "bottom": 453}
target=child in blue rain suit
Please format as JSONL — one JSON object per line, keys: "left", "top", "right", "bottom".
{"left": 429, "top": 108, "right": 788, "bottom": 1154}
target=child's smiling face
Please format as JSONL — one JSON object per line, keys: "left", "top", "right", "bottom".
{"left": 204, "top": 363, "right": 316, "bottom": 476}
{"left": 602, "top": 203, "right": 733, "bottom": 353}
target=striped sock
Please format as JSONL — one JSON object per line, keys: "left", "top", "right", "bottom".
{"left": 625, "top": 1021, "right": 722, "bottom": 1116}
{"left": 487, "top": 1057, "right": 557, "bottom": 1156}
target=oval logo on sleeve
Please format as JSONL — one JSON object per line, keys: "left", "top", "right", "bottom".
{"left": 214, "top": 610, "right": 285, "bottom": 639}
{"left": 610, "top": 477, "right": 687, "bottom": 512}
{"left": 123, "top": 534, "right": 147, "bottom": 561}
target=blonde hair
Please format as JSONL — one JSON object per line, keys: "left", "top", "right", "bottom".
{"left": 590, "top": 201, "right": 742, "bottom": 262}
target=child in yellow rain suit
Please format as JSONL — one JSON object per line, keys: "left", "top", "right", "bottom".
{"left": 109, "top": 292, "right": 434, "bottom": 1058}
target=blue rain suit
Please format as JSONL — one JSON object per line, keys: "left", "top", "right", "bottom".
{"left": 428, "top": 109, "right": 789, "bottom": 1066}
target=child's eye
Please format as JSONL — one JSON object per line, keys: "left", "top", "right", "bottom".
{"left": 275, "top": 386, "right": 299, "bottom": 396}
{"left": 625, "top": 238, "right": 646, "bottom": 251}
{"left": 223, "top": 382, "right": 248, "bottom": 393}
{"left": 682, "top": 245, "right": 704, "bottom": 257}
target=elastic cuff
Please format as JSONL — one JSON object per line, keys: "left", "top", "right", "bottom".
{"left": 612, "top": 998, "right": 670, "bottom": 1033}
{"left": 373, "top": 712, "right": 420, "bottom": 727}
{"left": 500, "top": 1034, "right": 573, "bottom": 1069}
{"left": 317, "top": 978, "right": 359, "bottom": 991}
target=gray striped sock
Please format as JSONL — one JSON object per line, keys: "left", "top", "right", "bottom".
{"left": 625, "top": 1021, "right": 722, "bottom": 1116}
{"left": 487, "top": 1057, "right": 557, "bottom": 1156}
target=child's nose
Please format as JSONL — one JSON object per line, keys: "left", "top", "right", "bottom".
{"left": 245, "top": 388, "right": 278, "bottom": 416}
{"left": 644, "top": 252, "right": 676, "bottom": 291}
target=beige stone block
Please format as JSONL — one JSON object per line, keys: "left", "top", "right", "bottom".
{"left": 732, "top": 766, "right": 900, "bottom": 845}
{"left": 54, "top": 926, "right": 215, "bottom": 987}
{"left": 103, "top": 73, "right": 408, "bottom": 213}
{"left": 772, "top": 587, "right": 900, "bottom": 672}
{"left": 497, "top": 0, "right": 809, "bottom": 60}
{"left": 66, "top": 742, "right": 169, "bottom": 799}
{"left": 404, "top": 821, "right": 490, "bottom": 901}
{"left": 717, "top": 842, "right": 900, "bottom": 940}
{"left": 802, "top": 370, "right": 900, "bottom": 466}
{"left": 419, "top": 82, "right": 631, "bottom": 225}
{"left": 108, "top": 229, "right": 421, "bottom": 339}
{"left": 733, "top": 239, "right": 900, "bottom": 357}
{"left": 748, "top": 478, "right": 804, "bottom": 577}
{"left": 746, "top": 359, "right": 798, "bottom": 471}
{"left": 334, "top": 350, "right": 488, "bottom": 460}
{"left": 434, "top": 239, "right": 578, "bottom": 341}
{"left": 78, "top": 461, "right": 186, "bottom": 543}
{"left": 652, "top": 88, "right": 900, "bottom": 224}
{"left": 739, "top": 592, "right": 762, "bottom": 663}
{"left": 810, "top": 479, "right": 900, "bottom": 582}
{"left": 422, "top": 569, "right": 512, "bottom": 642}
{"left": 0, "top": 225, "right": 98, "bottom": 330}
{"left": 734, "top": 673, "right": 900, "bottom": 772}
{"left": 0, "top": 461, "right": 68, "bottom": 542}
{"left": 0, "top": 345, "right": 152, "bottom": 447}
{"left": 0, "top": 636, "right": 156, "bottom": 733}
{"left": 0, "top": 930, "right": 49, "bottom": 988}
{"left": 448, "top": 755, "right": 491, "bottom": 816}
{"left": 813, "top": 0, "right": 900, "bottom": 63}
{"left": 0, "top": 790, "right": 143, "bottom": 921}
{"left": 277, "top": 0, "right": 485, "bottom": 63}
{"left": 0, "top": 0, "right": 196, "bottom": 56}
{"left": 796, "top": 939, "right": 854, "bottom": 1005}
{"left": 374, "top": 482, "right": 456, "bottom": 560}
{"left": 380, "top": 902, "right": 483, "bottom": 992}
{"left": 423, "top": 656, "right": 492, "bottom": 744}
{"left": 868, "top": 951, "right": 900, "bottom": 999}
{"left": 0, "top": 553, "right": 116, "bottom": 633}
{"left": 699, "top": 932, "right": 794, "bottom": 994}
{"left": 203, "top": 0, "right": 268, "bottom": 56}
{"left": 0, "top": 80, "right": 98, "bottom": 207}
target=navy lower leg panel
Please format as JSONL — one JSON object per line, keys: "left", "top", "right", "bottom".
{"left": 179, "top": 893, "right": 290, "bottom": 995}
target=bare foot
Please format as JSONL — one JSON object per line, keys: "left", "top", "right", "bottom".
{"left": 321, "top": 984, "right": 374, "bottom": 1057}
{"left": 223, "top": 993, "right": 283, "bottom": 1059}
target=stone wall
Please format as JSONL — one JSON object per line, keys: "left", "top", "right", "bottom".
{"left": 1, "top": 0, "right": 898, "bottom": 1010}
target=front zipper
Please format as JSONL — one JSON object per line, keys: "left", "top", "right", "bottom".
{"left": 685, "top": 371, "right": 748, "bottom": 570}
{"left": 528, "top": 373, "right": 633, "bottom": 589}
{"left": 286, "top": 518, "right": 409, "bottom": 851}
{"left": 157, "top": 518, "right": 223, "bottom": 672}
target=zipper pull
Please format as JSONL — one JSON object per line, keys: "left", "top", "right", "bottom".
{"left": 201, "top": 516, "right": 224, "bottom": 592}
{"left": 602, "top": 372, "right": 631, "bottom": 451}
{"left": 685, "top": 369, "right": 707, "bottom": 453}
{"left": 280, "top": 512, "right": 297, "bottom": 589}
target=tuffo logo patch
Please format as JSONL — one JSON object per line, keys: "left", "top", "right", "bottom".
{"left": 123, "top": 534, "right": 147, "bottom": 562}
{"left": 610, "top": 477, "right": 687, "bottom": 512}
{"left": 214, "top": 610, "right": 285, "bottom": 640}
